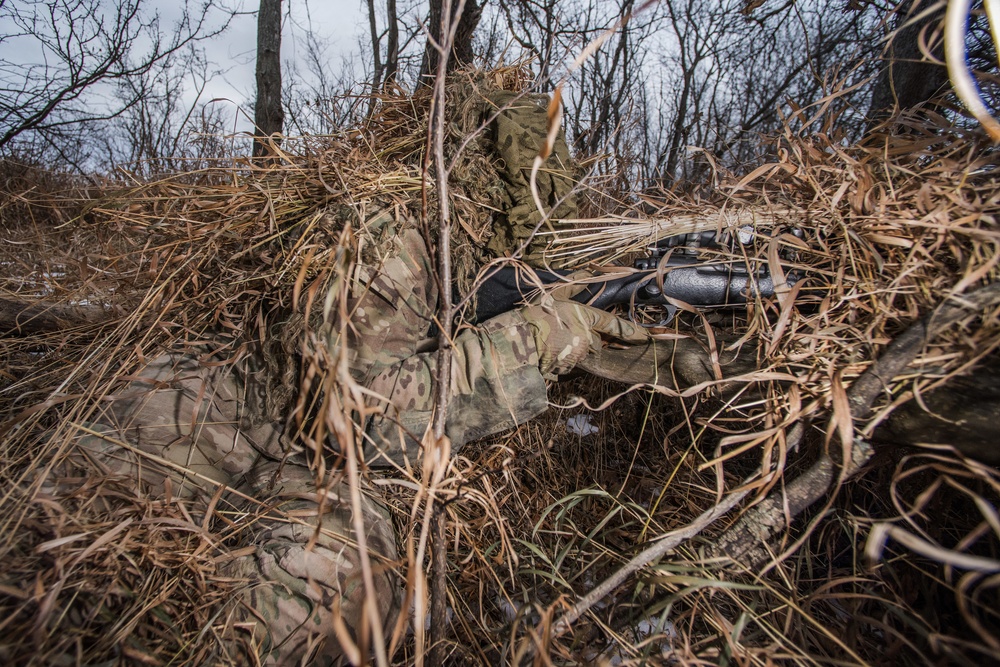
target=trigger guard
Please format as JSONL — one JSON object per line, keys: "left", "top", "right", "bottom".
{"left": 630, "top": 303, "right": 678, "bottom": 328}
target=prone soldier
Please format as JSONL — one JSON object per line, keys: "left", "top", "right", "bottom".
{"left": 60, "top": 91, "right": 651, "bottom": 664}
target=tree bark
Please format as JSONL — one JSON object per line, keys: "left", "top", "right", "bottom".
{"left": 419, "top": 0, "right": 482, "bottom": 86}
{"left": 367, "top": 0, "right": 383, "bottom": 95}
{"left": 867, "top": 0, "right": 949, "bottom": 122}
{"left": 711, "top": 282, "right": 1000, "bottom": 567}
{"left": 384, "top": 0, "right": 400, "bottom": 86}
{"left": 872, "top": 355, "right": 1000, "bottom": 465}
{"left": 0, "top": 297, "right": 116, "bottom": 334}
{"left": 253, "top": 0, "right": 284, "bottom": 159}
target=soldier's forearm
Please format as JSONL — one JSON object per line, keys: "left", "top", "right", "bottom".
{"left": 361, "top": 309, "right": 548, "bottom": 467}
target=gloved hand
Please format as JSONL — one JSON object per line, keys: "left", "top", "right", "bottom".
{"left": 520, "top": 298, "right": 649, "bottom": 376}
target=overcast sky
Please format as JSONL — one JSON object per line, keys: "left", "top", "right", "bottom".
{"left": 0, "top": 0, "right": 370, "bottom": 136}
{"left": 198, "top": 0, "right": 367, "bottom": 130}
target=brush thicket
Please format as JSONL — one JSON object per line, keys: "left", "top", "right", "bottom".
{"left": 1, "top": 73, "right": 998, "bottom": 665}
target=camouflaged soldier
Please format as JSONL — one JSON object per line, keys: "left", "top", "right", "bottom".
{"left": 63, "top": 91, "right": 648, "bottom": 665}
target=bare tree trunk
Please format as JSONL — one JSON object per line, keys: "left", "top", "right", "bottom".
{"left": 367, "top": 0, "right": 384, "bottom": 95}
{"left": 586, "top": 0, "right": 633, "bottom": 156}
{"left": 711, "top": 282, "right": 1000, "bottom": 567}
{"left": 365, "top": 0, "right": 384, "bottom": 120}
{"left": 253, "top": 0, "right": 284, "bottom": 159}
{"left": 867, "top": 0, "right": 949, "bottom": 122}
{"left": 419, "top": 0, "right": 482, "bottom": 85}
{"left": 872, "top": 356, "right": 1000, "bottom": 465}
{"left": 385, "top": 0, "right": 400, "bottom": 86}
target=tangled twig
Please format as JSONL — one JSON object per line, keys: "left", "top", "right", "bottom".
{"left": 712, "top": 281, "right": 1000, "bottom": 566}
{"left": 533, "top": 281, "right": 1000, "bottom": 653}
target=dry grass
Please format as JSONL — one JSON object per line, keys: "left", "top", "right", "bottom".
{"left": 1, "top": 72, "right": 999, "bottom": 666}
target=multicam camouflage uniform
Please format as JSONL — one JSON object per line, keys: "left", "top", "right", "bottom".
{"left": 483, "top": 90, "right": 578, "bottom": 265}
{"left": 65, "top": 91, "right": 646, "bottom": 665}
{"left": 70, "top": 355, "right": 399, "bottom": 665}
{"left": 342, "top": 219, "right": 549, "bottom": 468}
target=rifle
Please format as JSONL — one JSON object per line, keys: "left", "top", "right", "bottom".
{"left": 473, "top": 229, "right": 798, "bottom": 324}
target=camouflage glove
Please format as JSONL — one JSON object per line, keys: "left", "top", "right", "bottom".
{"left": 520, "top": 299, "right": 649, "bottom": 376}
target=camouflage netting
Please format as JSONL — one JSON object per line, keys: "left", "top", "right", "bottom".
{"left": 1, "top": 67, "right": 999, "bottom": 665}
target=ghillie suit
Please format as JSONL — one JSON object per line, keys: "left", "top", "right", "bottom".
{"left": 15, "top": 80, "right": 632, "bottom": 665}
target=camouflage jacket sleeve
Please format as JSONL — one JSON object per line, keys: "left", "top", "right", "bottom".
{"left": 335, "top": 222, "right": 548, "bottom": 468}
{"left": 363, "top": 310, "right": 548, "bottom": 467}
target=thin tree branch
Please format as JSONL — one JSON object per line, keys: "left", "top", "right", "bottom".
{"left": 712, "top": 281, "right": 1000, "bottom": 567}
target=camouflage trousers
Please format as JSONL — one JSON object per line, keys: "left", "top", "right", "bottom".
{"left": 70, "top": 355, "right": 400, "bottom": 666}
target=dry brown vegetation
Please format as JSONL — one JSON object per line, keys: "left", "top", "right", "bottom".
{"left": 1, "top": 71, "right": 999, "bottom": 665}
